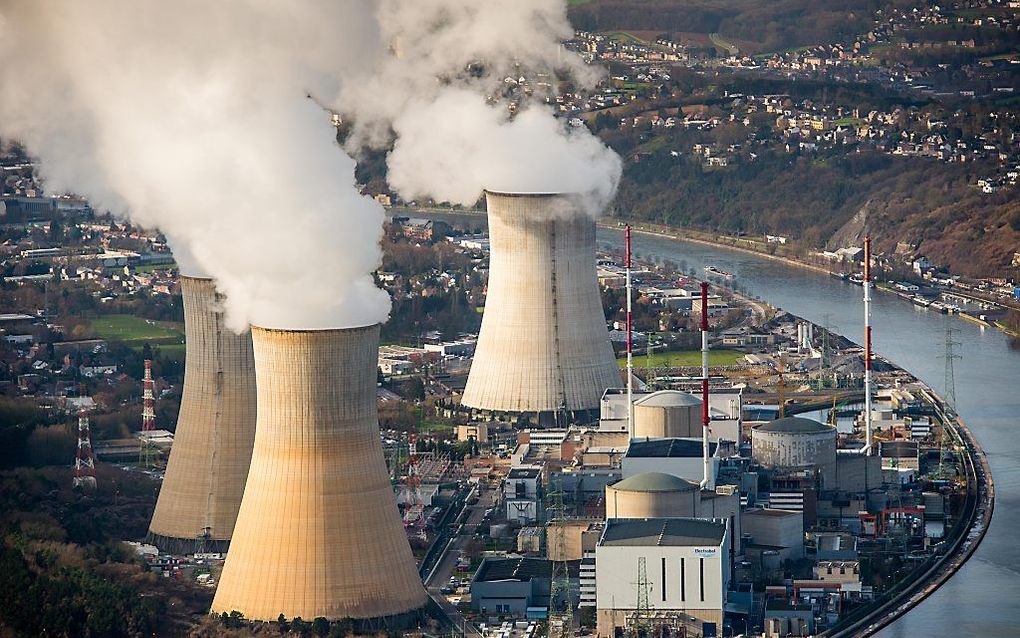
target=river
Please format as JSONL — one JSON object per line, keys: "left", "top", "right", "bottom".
{"left": 418, "top": 210, "right": 1020, "bottom": 634}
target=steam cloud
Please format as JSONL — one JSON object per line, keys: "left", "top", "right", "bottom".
{"left": 335, "top": 0, "right": 622, "bottom": 214}
{"left": 0, "top": 0, "right": 621, "bottom": 330}
{"left": 0, "top": 1, "right": 389, "bottom": 331}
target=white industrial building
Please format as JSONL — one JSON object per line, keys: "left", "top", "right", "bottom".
{"left": 595, "top": 518, "right": 730, "bottom": 637}
{"left": 504, "top": 466, "right": 543, "bottom": 523}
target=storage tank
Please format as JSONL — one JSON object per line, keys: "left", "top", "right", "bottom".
{"left": 752, "top": 417, "right": 837, "bottom": 471}
{"left": 632, "top": 390, "right": 701, "bottom": 439}
{"left": 211, "top": 325, "right": 426, "bottom": 624}
{"left": 461, "top": 191, "right": 619, "bottom": 422}
{"left": 148, "top": 276, "right": 256, "bottom": 552}
{"left": 605, "top": 472, "right": 701, "bottom": 518}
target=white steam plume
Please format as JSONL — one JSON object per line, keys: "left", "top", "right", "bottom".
{"left": 0, "top": 1, "right": 389, "bottom": 331}
{"left": 336, "top": 0, "right": 622, "bottom": 215}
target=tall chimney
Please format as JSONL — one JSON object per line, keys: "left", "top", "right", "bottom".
{"left": 700, "top": 281, "right": 712, "bottom": 489}
{"left": 148, "top": 276, "right": 257, "bottom": 551}
{"left": 211, "top": 325, "right": 426, "bottom": 623}
{"left": 863, "top": 236, "right": 873, "bottom": 455}
{"left": 461, "top": 191, "right": 619, "bottom": 420}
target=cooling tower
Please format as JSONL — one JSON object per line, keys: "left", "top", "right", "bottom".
{"left": 462, "top": 191, "right": 619, "bottom": 420}
{"left": 148, "top": 276, "right": 256, "bottom": 552}
{"left": 211, "top": 325, "right": 426, "bottom": 624}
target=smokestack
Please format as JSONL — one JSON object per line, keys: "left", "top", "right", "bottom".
{"left": 700, "top": 282, "right": 711, "bottom": 489}
{"left": 863, "top": 237, "right": 873, "bottom": 456}
{"left": 625, "top": 224, "right": 634, "bottom": 440}
{"left": 148, "top": 276, "right": 257, "bottom": 552}
{"left": 211, "top": 324, "right": 426, "bottom": 623}
{"left": 461, "top": 191, "right": 619, "bottom": 420}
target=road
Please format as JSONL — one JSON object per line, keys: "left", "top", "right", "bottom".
{"left": 426, "top": 486, "right": 494, "bottom": 637}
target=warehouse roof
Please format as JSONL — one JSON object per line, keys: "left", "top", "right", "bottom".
{"left": 626, "top": 438, "right": 719, "bottom": 458}
{"left": 600, "top": 518, "right": 726, "bottom": 547}
{"left": 610, "top": 472, "right": 699, "bottom": 493}
{"left": 633, "top": 390, "right": 702, "bottom": 408}
{"left": 474, "top": 557, "right": 579, "bottom": 582}
{"left": 755, "top": 417, "right": 834, "bottom": 434}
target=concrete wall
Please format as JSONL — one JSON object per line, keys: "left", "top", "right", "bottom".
{"left": 211, "top": 325, "right": 426, "bottom": 621}
{"left": 834, "top": 453, "right": 883, "bottom": 493}
{"left": 461, "top": 192, "right": 620, "bottom": 413}
{"left": 633, "top": 401, "right": 699, "bottom": 439}
{"left": 148, "top": 276, "right": 257, "bottom": 549}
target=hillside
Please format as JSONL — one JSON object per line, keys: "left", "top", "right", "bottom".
{"left": 611, "top": 148, "right": 1020, "bottom": 277}
{"left": 568, "top": 0, "right": 891, "bottom": 54}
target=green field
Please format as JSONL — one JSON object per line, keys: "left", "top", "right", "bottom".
{"left": 89, "top": 314, "right": 184, "bottom": 346}
{"left": 618, "top": 349, "right": 744, "bottom": 368}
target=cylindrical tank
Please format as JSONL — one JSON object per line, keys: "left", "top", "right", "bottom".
{"left": 632, "top": 390, "right": 701, "bottom": 438}
{"left": 751, "top": 417, "right": 837, "bottom": 470}
{"left": 148, "top": 276, "right": 257, "bottom": 552}
{"left": 211, "top": 325, "right": 426, "bottom": 622}
{"left": 605, "top": 472, "right": 701, "bottom": 518}
{"left": 461, "top": 191, "right": 619, "bottom": 417}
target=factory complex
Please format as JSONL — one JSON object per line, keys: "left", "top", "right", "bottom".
{"left": 80, "top": 194, "right": 983, "bottom": 638}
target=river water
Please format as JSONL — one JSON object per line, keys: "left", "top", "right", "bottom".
{"left": 596, "top": 228, "right": 1020, "bottom": 638}
{"left": 421, "top": 210, "right": 1019, "bottom": 634}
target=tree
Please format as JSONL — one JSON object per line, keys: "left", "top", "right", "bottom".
{"left": 277, "top": 613, "right": 289, "bottom": 634}
{"left": 312, "top": 617, "right": 330, "bottom": 637}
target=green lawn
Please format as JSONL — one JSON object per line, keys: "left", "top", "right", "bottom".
{"left": 90, "top": 314, "right": 183, "bottom": 345}
{"left": 619, "top": 349, "right": 744, "bottom": 368}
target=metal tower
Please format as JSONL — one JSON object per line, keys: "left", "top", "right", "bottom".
{"left": 937, "top": 323, "right": 961, "bottom": 479}
{"left": 547, "top": 476, "right": 573, "bottom": 638}
{"left": 627, "top": 556, "right": 653, "bottom": 636}
{"left": 73, "top": 409, "right": 97, "bottom": 491}
{"left": 139, "top": 359, "right": 157, "bottom": 467}
{"left": 941, "top": 323, "right": 960, "bottom": 411}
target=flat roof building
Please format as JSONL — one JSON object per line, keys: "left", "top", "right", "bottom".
{"left": 596, "top": 518, "right": 730, "bottom": 637}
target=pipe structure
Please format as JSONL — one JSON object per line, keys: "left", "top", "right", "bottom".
{"left": 461, "top": 191, "right": 619, "bottom": 418}
{"left": 863, "top": 236, "right": 873, "bottom": 455}
{"left": 700, "top": 281, "right": 711, "bottom": 489}
{"left": 148, "top": 276, "right": 256, "bottom": 552}
{"left": 211, "top": 324, "right": 426, "bottom": 623}
{"left": 625, "top": 224, "right": 634, "bottom": 440}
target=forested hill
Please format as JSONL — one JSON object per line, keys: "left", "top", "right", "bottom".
{"left": 568, "top": 0, "right": 890, "bottom": 54}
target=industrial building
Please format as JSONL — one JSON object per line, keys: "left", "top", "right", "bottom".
{"left": 148, "top": 276, "right": 257, "bottom": 552}
{"left": 461, "top": 191, "right": 620, "bottom": 423}
{"left": 752, "top": 417, "right": 837, "bottom": 487}
{"left": 211, "top": 325, "right": 426, "bottom": 625}
{"left": 595, "top": 518, "right": 730, "bottom": 637}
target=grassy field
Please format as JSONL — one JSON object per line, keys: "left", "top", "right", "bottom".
{"left": 89, "top": 314, "right": 184, "bottom": 346}
{"left": 618, "top": 349, "right": 744, "bottom": 368}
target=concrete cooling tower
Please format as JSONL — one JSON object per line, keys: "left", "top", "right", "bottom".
{"left": 211, "top": 325, "right": 426, "bottom": 625}
{"left": 461, "top": 191, "right": 619, "bottom": 421}
{"left": 148, "top": 276, "right": 257, "bottom": 552}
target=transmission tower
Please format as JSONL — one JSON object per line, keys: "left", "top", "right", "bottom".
{"left": 139, "top": 359, "right": 158, "bottom": 467}
{"left": 547, "top": 476, "right": 573, "bottom": 638}
{"left": 937, "top": 323, "right": 961, "bottom": 479}
{"left": 940, "top": 324, "right": 961, "bottom": 411}
{"left": 73, "top": 409, "right": 97, "bottom": 491}
{"left": 627, "top": 556, "right": 653, "bottom": 636}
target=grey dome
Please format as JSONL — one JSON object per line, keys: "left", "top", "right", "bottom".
{"left": 611, "top": 472, "right": 700, "bottom": 493}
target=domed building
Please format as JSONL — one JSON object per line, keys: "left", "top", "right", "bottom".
{"left": 605, "top": 472, "right": 701, "bottom": 518}
{"left": 632, "top": 390, "right": 702, "bottom": 439}
{"left": 751, "top": 417, "right": 837, "bottom": 484}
